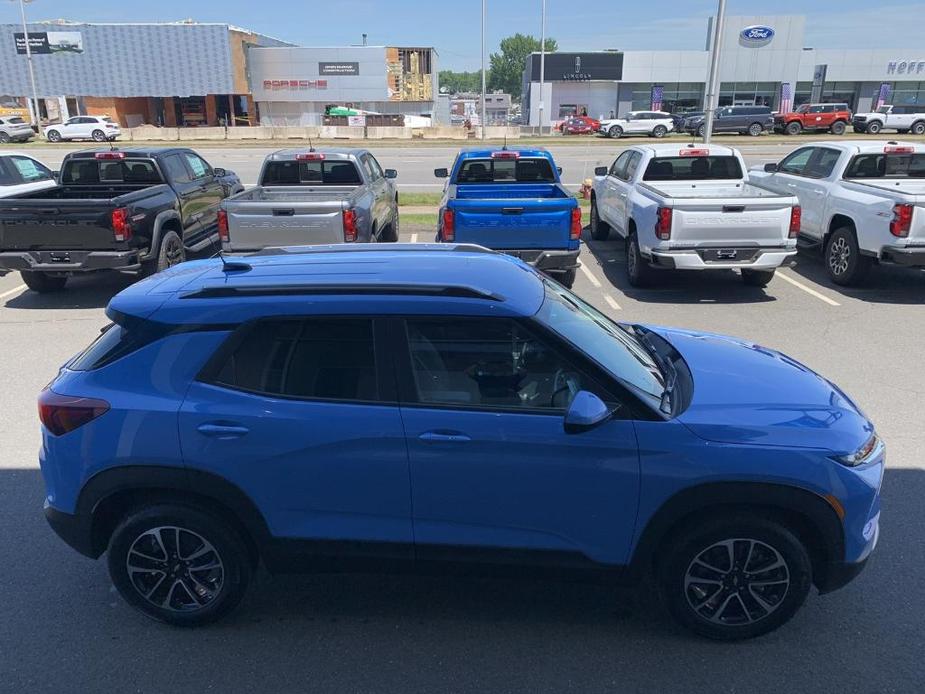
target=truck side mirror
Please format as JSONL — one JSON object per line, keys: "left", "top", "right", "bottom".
{"left": 557, "top": 167, "right": 563, "bottom": 175}
{"left": 434, "top": 168, "right": 448, "bottom": 178}
{"left": 594, "top": 166, "right": 608, "bottom": 176}
{"left": 384, "top": 169, "right": 398, "bottom": 179}
{"left": 213, "top": 167, "right": 227, "bottom": 177}
{"left": 51, "top": 170, "right": 60, "bottom": 180}
{"left": 763, "top": 163, "right": 778, "bottom": 173}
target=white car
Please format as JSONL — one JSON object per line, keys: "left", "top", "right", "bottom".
{"left": 597, "top": 111, "right": 674, "bottom": 139}
{"left": 750, "top": 140, "right": 925, "bottom": 285}
{"left": 0, "top": 152, "right": 57, "bottom": 198}
{"left": 44, "top": 115, "right": 121, "bottom": 143}
{"left": 852, "top": 106, "right": 925, "bottom": 135}
{"left": 0, "top": 115, "right": 35, "bottom": 143}
{"left": 590, "top": 143, "right": 800, "bottom": 287}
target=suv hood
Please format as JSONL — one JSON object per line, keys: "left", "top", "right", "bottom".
{"left": 650, "top": 326, "right": 873, "bottom": 455}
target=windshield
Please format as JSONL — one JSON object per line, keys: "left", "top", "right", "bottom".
{"left": 456, "top": 157, "right": 555, "bottom": 183}
{"left": 796, "top": 105, "right": 810, "bottom": 113}
{"left": 877, "top": 106, "right": 891, "bottom": 114}
{"left": 535, "top": 280, "right": 665, "bottom": 403}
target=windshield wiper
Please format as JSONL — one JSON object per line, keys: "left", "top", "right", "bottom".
{"left": 633, "top": 326, "right": 677, "bottom": 415}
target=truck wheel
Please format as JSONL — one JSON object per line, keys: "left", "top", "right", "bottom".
{"left": 829, "top": 121, "right": 846, "bottom": 135}
{"left": 608, "top": 125, "right": 623, "bottom": 138}
{"left": 657, "top": 514, "right": 812, "bottom": 640}
{"left": 911, "top": 121, "right": 925, "bottom": 135}
{"left": 0, "top": 132, "right": 10, "bottom": 144}
{"left": 627, "top": 232, "right": 655, "bottom": 287}
{"left": 590, "top": 198, "right": 610, "bottom": 241}
{"left": 381, "top": 212, "right": 399, "bottom": 242}
{"left": 46, "top": 129, "right": 61, "bottom": 142}
{"left": 21, "top": 271, "right": 67, "bottom": 293}
{"left": 555, "top": 268, "right": 577, "bottom": 289}
{"left": 785, "top": 122, "right": 802, "bottom": 136}
{"left": 697, "top": 124, "right": 706, "bottom": 137}
{"left": 91, "top": 129, "right": 107, "bottom": 142}
{"left": 652, "top": 125, "right": 668, "bottom": 138}
{"left": 865, "top": 121, "right": 882, "bottom": 134}
{"left": 146, "top": 230, "right": 186, "bottom": 275}
{"left": 747, "top": 123, "right": 763, "bottom": 137}
{"left": 825, "top": 227, "right": 871, "bottom": 286}
{"left": 741, "top": 268, "right": 775, "bottom": 287}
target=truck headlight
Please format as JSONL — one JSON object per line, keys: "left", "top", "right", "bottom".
{"left": 833, "top": 433, "right": 882, "bottom": 467}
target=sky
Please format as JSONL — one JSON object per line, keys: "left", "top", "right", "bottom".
{"left": 0, "top": 0, "right": 922, "bottom": 71}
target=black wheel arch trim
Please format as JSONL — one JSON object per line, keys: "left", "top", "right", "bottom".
{"left": 139, "top": 210, "right": 183, "bottom": 262}
{"left": 629, "top": 481, "right": 845, "bottom": 584}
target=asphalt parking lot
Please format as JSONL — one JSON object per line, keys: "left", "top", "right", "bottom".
{"left": 1, "top": 221, "right": 923, "bottom": 692}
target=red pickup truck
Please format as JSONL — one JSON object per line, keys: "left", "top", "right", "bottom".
{"left": 773, "top": 103, "right": 852, "bottom": 135}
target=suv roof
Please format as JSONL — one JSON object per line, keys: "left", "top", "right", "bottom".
{"left": 109, "top": 245, "right": 547, "bottom": 325}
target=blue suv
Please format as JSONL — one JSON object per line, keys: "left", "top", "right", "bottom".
{"left": 39, "top": 245, "right": 883, "bottom": 639}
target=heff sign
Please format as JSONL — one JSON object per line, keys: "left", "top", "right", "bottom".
{"left": 887, "top": 60, "right": 925, "bottom": 75}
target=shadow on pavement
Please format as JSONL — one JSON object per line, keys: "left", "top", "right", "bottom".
{"left": 787, "top": 250, "right": 925, "bottom": 305}
{"left": 4, "top": 272, "right": 135, "bottom": 310}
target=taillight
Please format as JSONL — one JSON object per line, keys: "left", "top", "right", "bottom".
{"left": 570, "top": 208, "right": 582, "bottom": 240}
{"left": 655, "top": 207, "right": 673, "bottom": 240}
{"left": 217, "top": 209, "right": 229, "bottom": 242}
{"left": 343, "top": 209, "right": 358, "bottom": 242}
{"left": 111, "top": 207, "right": 131, "bottom": 242}
{"left": 890, "top": 203, "right": 913, "bottom": 237}
{"left": 38, "top": 389, "right": 109, "bottom": 437}
{"left": 441, "top": 209, "right": 455, "bottom": 242}
{"left": 789, "top": 206, "right": 801, "bottom": 238}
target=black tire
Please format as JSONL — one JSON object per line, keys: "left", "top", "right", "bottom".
{"left": 697, "top": 124, "right": 705, "bottom": 138}
{"left": 46, "top": 129, "right": 61, "bottom": 142}
{"left": 608, "top": 125, "right": 623, "bottom": 139}
{"left": 747, "top": 123, "right": 763, "bottom": 137}
{"left": 0, "top": 132, "right": 10, "bottom": 144}
{"left": 911, "top": 121, "right": 925, "bottom": 136}
{"left": 658, "top": 514, "right": 812, "bottom": 640}
{"left": 652, "top": 125, "right": 667, "bottom": 138}
{"left": 825, "top": 226, "right": 871, "bottom": 286}
{"left": 21, "top": 271, "right": 67, "bottom": 293}
{"left": 785, "top": 121, "right": 802, "bottom": 136}
{"left": 107, "top": 503, "right": 252, "bottom": 627}
{"left": 142, "top": 229, "right": 185, "bottom": 277}
{"left": 626, "top": 231, "right": 655, "bottom": 287}
{"left": 589, "top": 197, "right": 610, "bottom": 241}
{"left": 865, "top": 120, "right": 882, "bottom": 135}
{"left": 555, "top": 268, "right": 577, "bottom": 289}
{"left": 91, "top": 129, "right": 106, "bottom": 142}
{"left": 829, "top": 121, "right": 847, "bottom": 135}
{"left": 381, "top": 207, "right": 400, "bottom": 242}
{"left": 741, "top": 268, "right": 775, "bottom": 287}
{"left": 852, "top": 127, "right": 864, "bottom": 134}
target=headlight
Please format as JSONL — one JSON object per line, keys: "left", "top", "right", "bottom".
{"left": 833, "top": 433, "right": 882, "bottom": 467}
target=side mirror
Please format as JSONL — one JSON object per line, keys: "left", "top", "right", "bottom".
{"left": 434, "top": 167, "right": 448, "bottom": 178}
{"left": 763, "top": 163, "right": 779, "bottom": 173}
{"left": 213, "top": 167, "right": 227, "bottom": 177}
{"left": 594, "top": 166, "right": 608, "bottom": 176}
{"left": 384, "top": 169, "right": 398, "bottom": 179}
{"left": 557, "top": 166, "right": 563, "bottom": 175}
{"left": 51, "top": 170, "right": 60, "bottom": 180}
{"left": 564, "top": 391, "right": 612, "bottom": 434}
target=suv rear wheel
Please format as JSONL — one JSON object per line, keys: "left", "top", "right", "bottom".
{"left": 608, "top": 125, "right": 623, "bottom": 138}
{"left": 652, "top": 125, "right": 667, "bottom": 138}
{"left": 21, "top": 270, "right": 67, "bottom": 293}
{"left": 658, "top": 514, "right": 812, "bottom": 640}
{"left": 107, "top": 504, "right": 252, "bottom": 626}
{"left": 747, "top": 123, "right": 763, "bottom": 137}
{"left": 911, "top": 121, "right": 925, "bottom": 136}
{"left": 785, "top": 122, "right": 802, "bottom": 136}
{"left": 0, "top": 132, "right": 10, "bottom": 144}
{"left": 91, "top": 129, "right": 106, "bottom": 142}
{"left": 829, "top": 121, "right": 846, "bottom": 135}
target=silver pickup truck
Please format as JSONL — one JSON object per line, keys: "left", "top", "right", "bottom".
{"left": 219, "top": 148, "right": 399, "bottom": 251}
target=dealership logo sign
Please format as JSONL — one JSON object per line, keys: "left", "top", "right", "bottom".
{"left": 887, "top": 60, "right": 925, "bottom": 75}
{"left": 739, "top": 25, "right": 775, "bottom": 47}
{"left": 562, "top": 56, "right": 591, "bottom": 81}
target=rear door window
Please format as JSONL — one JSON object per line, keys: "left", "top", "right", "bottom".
{"left": 643, "top": 156, "right": 743, "bottom": 181}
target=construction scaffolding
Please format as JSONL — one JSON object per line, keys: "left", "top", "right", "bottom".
{"left": 387, "top": 47, "right": 433, "bottom": 102}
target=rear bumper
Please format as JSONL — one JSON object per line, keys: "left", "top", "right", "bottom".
{"left": 44, "top": 501, "right": 98, "bottom": 559}
{"left": 500, "top": 248, "right": 581, "bottom": 272}
{"left": 881, "top": 245, "right": 925, "bottom": 267}
{"left": 0, "top": 250, "right": 141, "bottom": 274}
{"left": 649, "top": 247, "right": 796, "bottom": 270}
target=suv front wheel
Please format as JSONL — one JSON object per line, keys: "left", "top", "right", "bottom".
{"left": 108, "top": 504, "right": 253, "bottom": 626}
{"left": 658, "top": 514, "right": 812, "bottom": 640}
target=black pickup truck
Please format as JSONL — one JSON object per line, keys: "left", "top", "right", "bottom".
{"left": 0, "top": 147, "right": 243, "bottom": 292}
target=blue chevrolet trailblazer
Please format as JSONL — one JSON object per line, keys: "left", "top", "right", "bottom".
{"left": 39, "top": 245, "right": 882, "bottom": 639}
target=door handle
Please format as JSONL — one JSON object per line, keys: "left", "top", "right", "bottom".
{"left": 418, "top": 431, "right": 471, "bottom": 443}
{"left": 197, "top": 423, "right": 250, "bottom": 438}
{"left": 811, "top": 189, "right": 824, "bottom": 195}
{"left": 619, "top": 193, "right": 627, "bottom": 198}
{"left": 786, "top": 183, "right": 797, "bottom": 188}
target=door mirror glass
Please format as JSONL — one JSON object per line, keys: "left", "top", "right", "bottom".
{"left": 384, "top": 168, "right": 398, "bottom": 179}
{"left": 212, "top": 167, "right": 226, "bottom": 177}
{"left": 764, "top": 163, "right": 778, "bottom": 173}
{"left": 434, "top": 167, "right": 448, "bottom": 178}
{"left": 556, "top": 166, "right": 562, "bottom": 175}
{"left": 564, "top": 391, "right": 611, "bottom": 434}
{"left": 594, "top": 166, "right": 608, "bottom": 176}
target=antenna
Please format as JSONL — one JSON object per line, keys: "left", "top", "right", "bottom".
{"left": 308, "top": 137, "right": 315, "bottom": 152}
{"left": 215, "top": 250, "right": 252, "bottom": 273}
{"left": 109, "top": 137, "right": 117, "bottom": 152}
{"left": 502, "top": 133, "right": 508, "bottom": 150}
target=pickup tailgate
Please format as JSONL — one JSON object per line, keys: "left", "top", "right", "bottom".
{"left": 851, "top": 181, "right": 925, "bottom": 242}
{"left": 0, "top": 199, "right": 119, "bottom": 250}
{"left": 449, "top": 194, "right": 575, "bottom": 250}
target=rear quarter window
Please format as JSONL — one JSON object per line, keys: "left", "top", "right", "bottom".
{"left": 69, "top": 317, "right": 176, "bottom": 370}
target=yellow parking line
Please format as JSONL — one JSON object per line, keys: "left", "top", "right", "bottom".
{"left": 776, "top": 271, "right": 840, "bottom": 307}
{"left": 605, "top": 295, "right": 622, "bottom": 311}
{"left": 0, "top": 284, "right": 26, "bottom": 301}
{"left": 579, "top": 262, "right": 602, "bottom": 288}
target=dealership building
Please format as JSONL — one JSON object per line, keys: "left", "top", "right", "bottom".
{"left": 523, "top": 14, "right": 925, "bottom": 125}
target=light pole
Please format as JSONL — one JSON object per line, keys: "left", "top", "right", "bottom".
{"left": 12, "top": 0, "right": 42, "bottom": 130}
{"left": 538, "top": 0, "right": 546, "bottom": 134}
{"left": 480, "top": 0, "right": 486, "bottom": 139}
{"left": 701, "top": 0, "right": 727, "bottom": 144}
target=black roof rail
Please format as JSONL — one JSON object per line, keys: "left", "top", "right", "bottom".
{"left": 244, "top": 243, "right": 496, "bottom": 258}
{"left": 182, "top": 283, "right": 504, "bottom": 302}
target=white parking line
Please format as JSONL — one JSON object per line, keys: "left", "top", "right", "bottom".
{"left": 776, "top": 271, "right": 840, "bottom": 307}
{"left": 0, "top": 284, "right": 26, "bottom": 301}
{"left": 579, "top": 262, "right": 602, "bottom": 288}
{"left": 604, "top": 295, "right": 622, "bottom": 311}
{"left": 410, "top": 233, "right": 418, "bottom": 243}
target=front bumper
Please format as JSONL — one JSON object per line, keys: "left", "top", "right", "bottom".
{"left": 881, "top": 245, "right": 925, "bottom": 267}
{"left": 44, "top": 501, "right": 99, "bottom": 559}
{"left": 816, "top": 555, "right": 871, "bottom": 594}
{"left": 649, "top": 246, "right": 796, "bottom": 270}
{"left": 500, "top": 248, "right": 581, "bottom": 272}
{"left": 0, "top": 249, "right": 141, "bottom": 274}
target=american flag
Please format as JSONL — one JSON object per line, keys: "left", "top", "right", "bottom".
{"left": 875, "top": 83, "right": 892, "bottom": 109}
{"left": 651, "top": 85, "right": 664, "bottom": 112}
{"left": 779, "top": 83, "right": 793, "bottom": 114}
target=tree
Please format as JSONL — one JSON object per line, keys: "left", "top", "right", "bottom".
{"left": 438, "top": 70, "right": 482, "bottom": 95}
{"left": 488, "top": 34, "right": 557, "bottom": 100}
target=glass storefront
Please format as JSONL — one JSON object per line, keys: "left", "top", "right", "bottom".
{"left": 718, "top": 82, "right": 777, "bottom": 107}
{"left": 794, "top": 82, "right": 859, "bottom": 107}
{"left": 889, "top": 81, "right": 925, "bottom": 110}
{"left": 630, "top": 83, "right": 703, "bottom": 112}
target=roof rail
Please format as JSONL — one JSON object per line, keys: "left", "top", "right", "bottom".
{"left": 182, "top": 283, "right": 504, "bottom": 302}
{"left": 244, "top": 243, "right": 495, "bottom": 258}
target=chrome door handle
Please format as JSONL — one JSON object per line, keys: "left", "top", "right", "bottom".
{"left": 811, "top": 189, "right": 824, "bottom": 195}
{"left": 197, "top": 423, "right": 250, "bottom": 438}
{"left": 419, "top": 431, "right": 471, "bottom": 443}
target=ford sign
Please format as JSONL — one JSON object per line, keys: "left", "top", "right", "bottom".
{"left": 740, "top": 25, "right": 775, "bottom": 47}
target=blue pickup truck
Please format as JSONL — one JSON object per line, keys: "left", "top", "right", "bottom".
{"left": 435, "top": 148, "right": 581, "bottom": 287}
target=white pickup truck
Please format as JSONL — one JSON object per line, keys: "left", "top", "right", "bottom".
{"left": 749, "top": 141, "right": 925, "bottom": 285}
{"left": 589, "top": 143, "right": 800, "bottom": 287}
{"left": 852, "top": 106, "right": 925, "bottom": 135}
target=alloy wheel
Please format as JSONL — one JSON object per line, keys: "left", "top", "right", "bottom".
{"left": 164, "top": 236, "right": 184, "bottom": 267}
{"left": 126, "top": 526, "right": 225, "bottom": 612}
{"left": 684, "top": 538, "right": 790, "bottom": 626}
{"left": 828, "top": 236, "right": 850, "bottom": 276}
